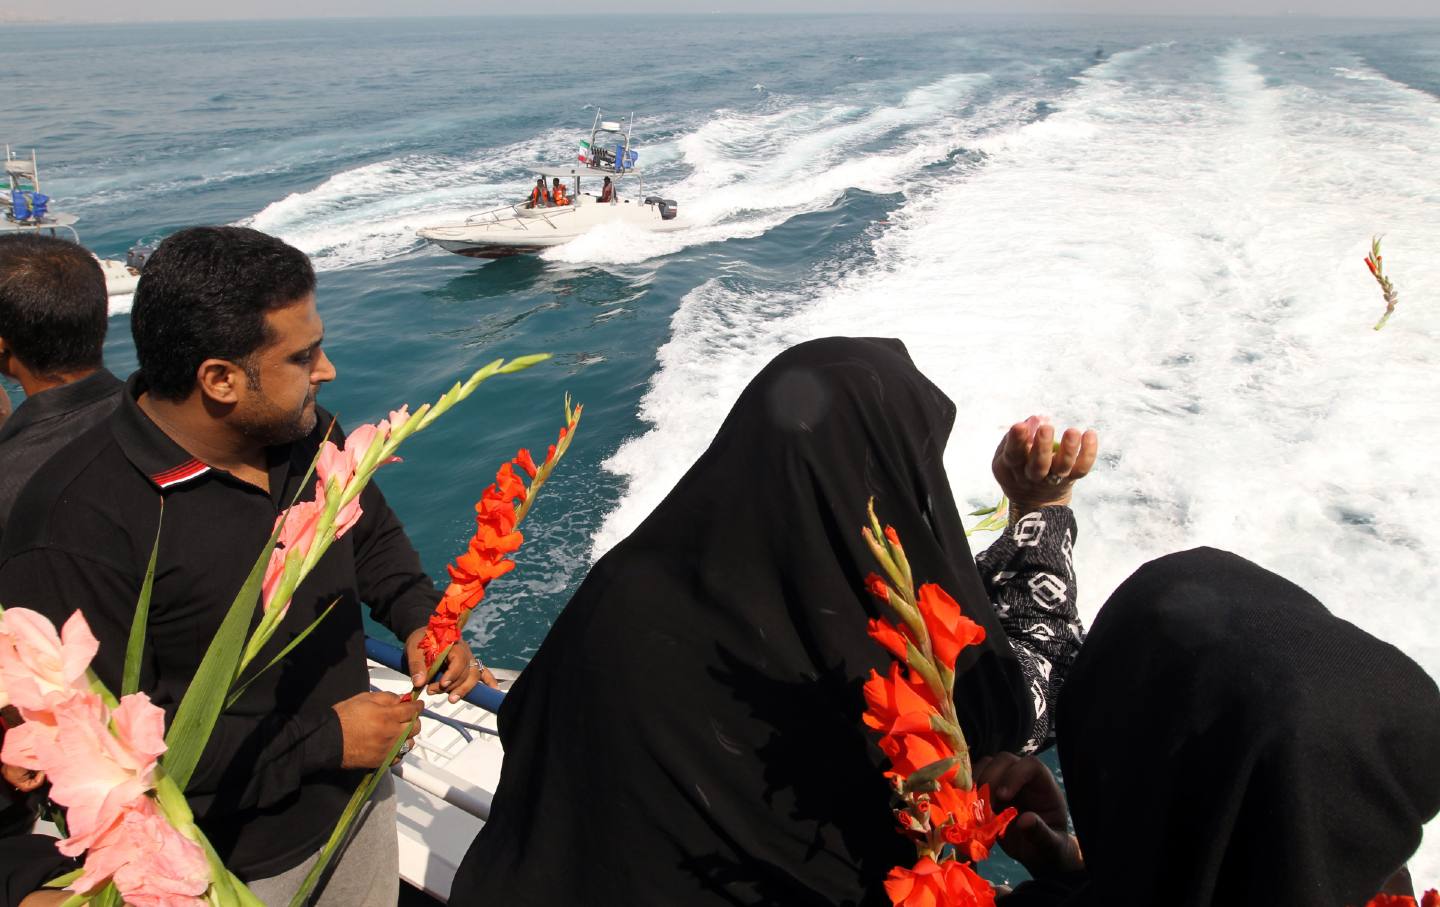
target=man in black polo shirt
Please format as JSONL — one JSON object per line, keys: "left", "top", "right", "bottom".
{"left": 0, "top": 227, "right": 485, "bottom": 905}
{"left": 0, "top": 235, "right": 123, "bottom": 542}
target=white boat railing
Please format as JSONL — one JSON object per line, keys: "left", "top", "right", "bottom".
{"left": 464, "top": 203, "right": 579, "bottom": 231}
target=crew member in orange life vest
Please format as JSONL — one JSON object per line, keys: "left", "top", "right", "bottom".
{"left": 599, "top": 176, "right": 615, "bottom": 203}
{"left": 551, "top": 178, "right": 570, "bottom": 207}
{"left": 527, "top": 177, "right": 551, "bottom": 208}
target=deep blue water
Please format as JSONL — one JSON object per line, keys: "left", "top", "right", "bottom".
{"left": 5, "top": 12, "right": 1440, "bottom": 879}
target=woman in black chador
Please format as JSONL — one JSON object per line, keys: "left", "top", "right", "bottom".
{"left": 452, "top": 337, "right": 1099, "bottom": 906}
{"left": 990, "top": 548, "right": 1440, "bottom": 907}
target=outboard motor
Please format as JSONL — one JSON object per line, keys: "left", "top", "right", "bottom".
{"left": 126, "top": 244, "right": 158, "bottom": 272}
{"left": 644, "top": 196, "right": 679, "bottom": 221}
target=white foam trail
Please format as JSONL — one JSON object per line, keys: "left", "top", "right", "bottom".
{"left": 107, "top": 293, "right": 133, "bottom": 316}
{"left": 243, "top": 71, "right": 1023, "bottom": 272}
{"left": 597, "top": 42, "right": 1440, "bottom": 878}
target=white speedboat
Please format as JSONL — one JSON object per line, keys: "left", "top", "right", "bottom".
{"left": 3, "top": 147, "right": 146, "bottom": 300}
{"left": 418, "top": 114, "right": 684, "bottom": 259}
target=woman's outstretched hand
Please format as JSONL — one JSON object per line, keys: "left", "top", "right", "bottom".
{"left": 992, "top": 416, "right": 1099, "bottom": 515}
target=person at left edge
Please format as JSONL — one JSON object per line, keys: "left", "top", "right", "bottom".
{"left": 0, "top": 226, "right": 488, "bottom": 905}
{"left": 0, "top": 234, "right": 123, "bottom": 544}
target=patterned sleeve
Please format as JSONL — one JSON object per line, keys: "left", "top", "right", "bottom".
{"left": 973, "top": 504, "right": 1084, "bottom": 754}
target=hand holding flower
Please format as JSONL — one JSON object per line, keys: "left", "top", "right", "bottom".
{"left": 405, "top": 627, "right": 490, "bottom": 700}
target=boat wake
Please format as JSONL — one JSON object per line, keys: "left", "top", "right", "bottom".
{"left": 597, "top": 43, "right": 1440, "bottom": 881}
{"left": 238, "top": 69, "right": 1042, "bottom": 272}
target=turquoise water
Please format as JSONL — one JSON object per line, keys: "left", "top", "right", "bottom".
{"left": 5, "top": 13, "right": 1440, "bottom": 880}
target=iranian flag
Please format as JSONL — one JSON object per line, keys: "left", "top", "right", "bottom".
{"left": 578, "top": 139, "right": 590, "bottom": 163}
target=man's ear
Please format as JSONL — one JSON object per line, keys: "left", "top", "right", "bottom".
{"left": 0, "top": 336, "right": 14, "bottom": 380}
{"left": 196, "top": 358, "right": 247, "bottom": 405}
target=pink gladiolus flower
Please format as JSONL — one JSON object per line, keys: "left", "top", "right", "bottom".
{"left": 47, "top": 692, "right": 168, "bottom": 855}
{"left": 0, "top": 690, "right": 104, "bottom": 772}
{"left": 388, "top": 406, "right": 410, "bottom": 432}
{"left": 0, "top": 608, "right": 99, "bottom": 712}
{"left": 315, "top": 439, "right": 356, "bottom": 490}
{"left": 74, "top": 796, "right": 209, "bottom": 906}
{"left": 262, "top": 499, "right": 325, "bottom": 610}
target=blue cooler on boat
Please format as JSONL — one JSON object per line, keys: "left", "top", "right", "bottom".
{"left": 9, "top": 191, "right": 49, "bottom": 222}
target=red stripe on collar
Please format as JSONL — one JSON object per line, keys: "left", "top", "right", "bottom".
{"left": 150, "top": 458, "right": 211, "bottom": 490}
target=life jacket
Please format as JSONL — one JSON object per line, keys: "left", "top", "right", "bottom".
{"left": 552, "top": 184, "right": 570, "bottom": 206}
{"left": 529, "top": 184, "right": 550, "bottom": 206}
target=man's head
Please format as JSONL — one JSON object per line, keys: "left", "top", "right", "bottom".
{"left": 553, "top": 178, "right": 562, "bottom": 187}
{"left": 131, "top": 226, "right": 334, "bottom": 445}
{"left": 0, "top": 234, "right": 107, "bottom": 384}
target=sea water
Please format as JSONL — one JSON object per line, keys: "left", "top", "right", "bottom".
{"left": 4, "top": 12, "right": 1439, "bottom": 886}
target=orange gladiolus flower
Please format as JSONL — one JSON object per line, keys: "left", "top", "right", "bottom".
{"left": 1367, "top": 892, "right": 1440, "bottom": 907}
{"left": 867, "top": 618, "right": 910, "bottom": 662}
{"left": 866, "top": 572, "right": 892, "bottom": 602}
{"left": 916, "top": 584, "right": 986, "bottom": 670}
{"left": 514, "top": 449, "right": 538, "bottom": 479}
{"left": 883, "top": 856, "right": 997, "bottom": 907}
{"left": 863, "top": 663, "right": 943, "bottom": 738}
{"left": 932, "top": 783, "right": 1017, "bottom": 862}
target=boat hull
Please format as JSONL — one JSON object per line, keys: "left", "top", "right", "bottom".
{"left": 418, "top": 196, "right": 685, "bottom": 259}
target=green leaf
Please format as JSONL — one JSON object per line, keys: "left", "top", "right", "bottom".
{"left": 900, "top": 756, "right": 959, "bottom": 795}
{"left": 162, "top": 517, "right": 285, "bottom": 790}
{"left": 225, "top": 599, "right": 339, "bottom": 709}
{"left": 123, "top": 503, "right": 164, "bottom": 696}
{"left": 42, "top": 869, "right": 84, "bottom": 889}
{"left": 288, "top": 721, "right": 414, "bottom": 907}
{"left": 496, "top": 352, "right": 551, "bottom": 374}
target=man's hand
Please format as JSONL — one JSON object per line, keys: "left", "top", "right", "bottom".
{"left": 975, "top": 752, "right": 1083, "bottom": 879}
{"left": 404, "top": 627, "right": 497, "bottom": 703}
{"left": 992, "top": 416, "right": 1099, "bottom": 516}
{"left": 333, "top": 691, "right": 423, "bottom": 769}
{"left": 2, "top": 762, "right": 45, "bottom": 793}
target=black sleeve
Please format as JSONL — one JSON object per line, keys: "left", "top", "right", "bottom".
{"left": 0, "top": 547, "right": 341, "bottom": 812}
{"left": 0, "top": 835, "right": 78, "bottom": 907}
{"left": 349, "top": 479, "right": 442, "bottom": 643}
{"left": 974, "top": 505, "right": 1085, "bottom": 754}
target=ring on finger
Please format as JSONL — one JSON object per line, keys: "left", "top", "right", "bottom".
{"left": 1045, "top": 473, "right": 1065, "bottom": 486}
{"left": 399, "top": 740, "right": 414, "bottom": 756}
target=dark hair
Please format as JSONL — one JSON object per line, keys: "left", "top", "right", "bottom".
{"left": 131, "top": 226, "right": 315, "bottom": 401}
{"left": 0, "top": 234, "right": 108, "bottom": 376}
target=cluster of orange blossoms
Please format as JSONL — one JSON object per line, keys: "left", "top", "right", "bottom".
{"left": 1367, "top": 891, "right": 1440, "bottom": 907}
{"left": 860, "top": 505, "right": 1015, "bottom": 907}
{"left": 418, "top": 400, "right": 581, "bottom": 669}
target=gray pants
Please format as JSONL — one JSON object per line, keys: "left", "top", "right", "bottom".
{"left": 245, "top": 773, "right": 398, "bottom": 907}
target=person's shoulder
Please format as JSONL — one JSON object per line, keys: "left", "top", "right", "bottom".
{"left": 0, "top": 414, "right": 143, "bottom": 557}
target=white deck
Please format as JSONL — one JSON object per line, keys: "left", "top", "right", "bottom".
{"left": 368, "top": 659, "right": 507, "bottom": 902}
